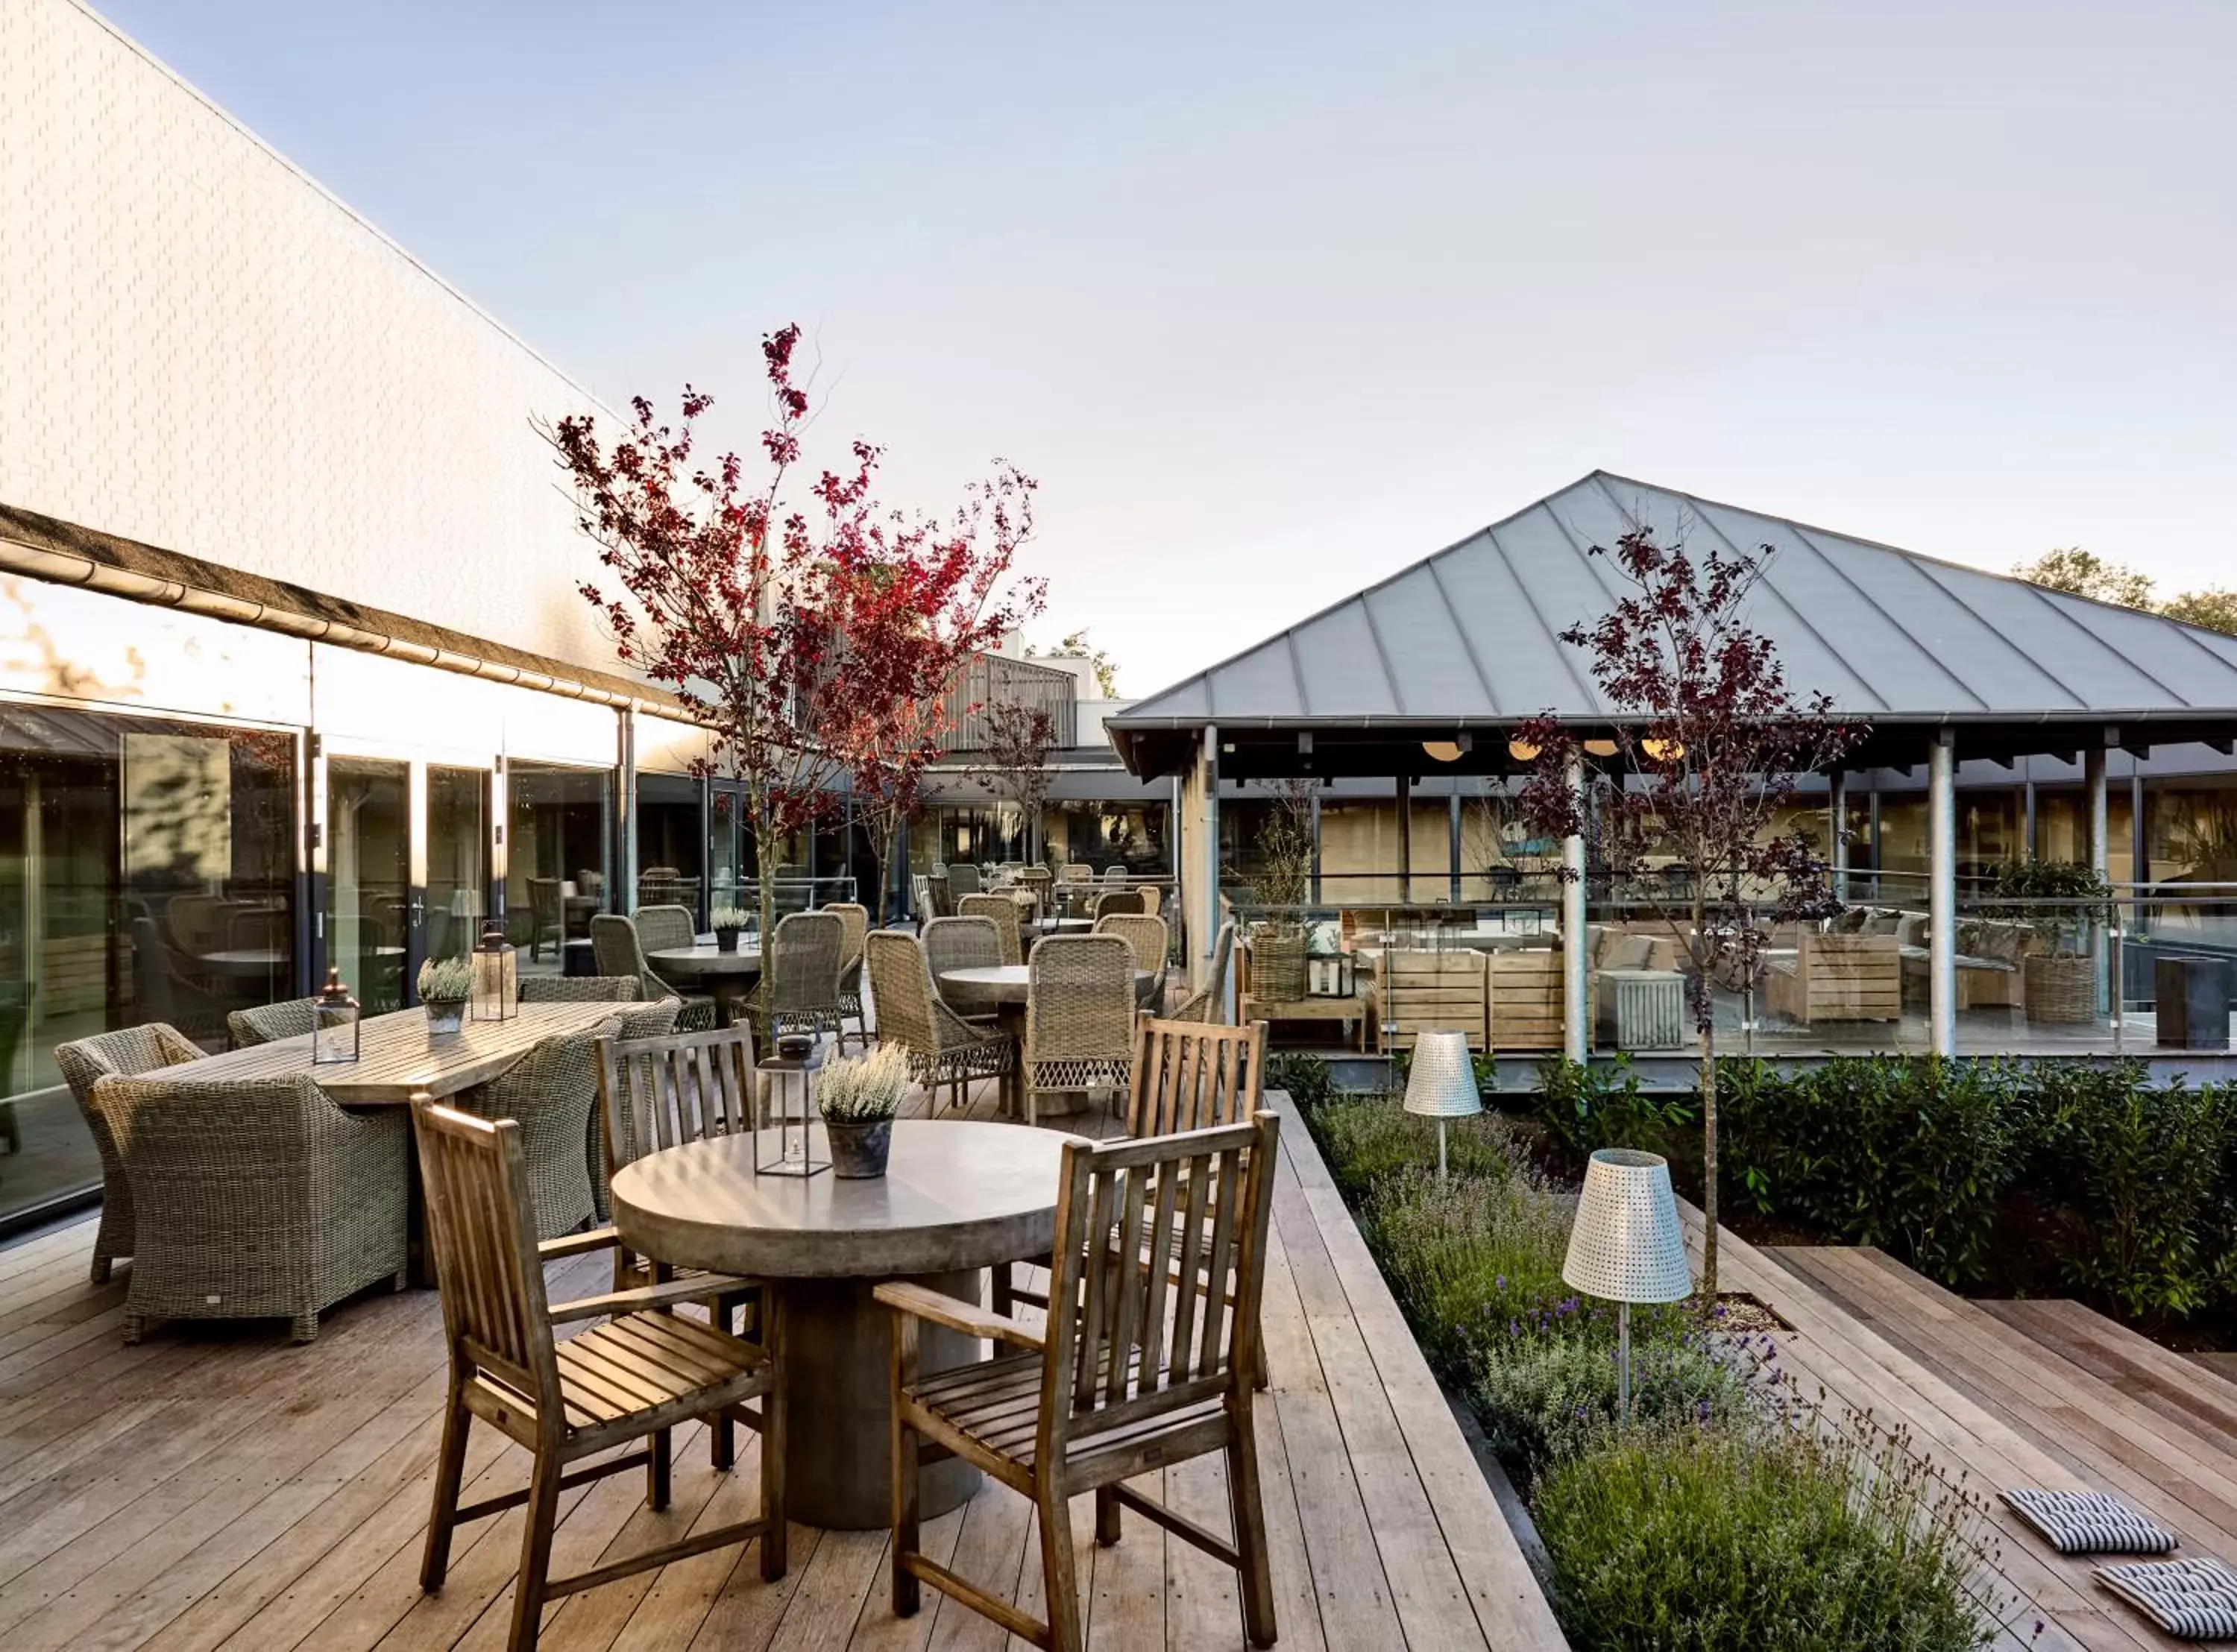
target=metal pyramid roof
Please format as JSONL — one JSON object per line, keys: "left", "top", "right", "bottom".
{"left": 1110, "top": 471, "right": 2237, "bottom": 774}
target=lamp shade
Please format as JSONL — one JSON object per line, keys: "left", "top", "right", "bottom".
{"left": 1402, "top": 1030, "right": 1482, "bottom": 1119}
{"left": 1562, "top": 1148, "right": 1693, "bottom": 1304}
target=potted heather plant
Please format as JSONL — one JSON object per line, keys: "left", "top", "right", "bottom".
{"left": 711, "top": 903, "right": 749, "bottom": 954}
{"left": 418, "top": 956, "right": 473, "bottom": 1038}
{"left": 816, "top": 1043, "right": 908, "bottom": 1177}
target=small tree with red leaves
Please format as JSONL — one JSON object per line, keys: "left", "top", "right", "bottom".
{"left": 831, "top": 523, "right": 1046, "bottom": 925}
{"left": 548, "top": 324, "right": 1039, "bottom": 942}
{"left": 982, "top": 699, "right": 1060, "bottom": 866}
{"left": 1514, "top": 526, "right": 1865, "bottom": 1296}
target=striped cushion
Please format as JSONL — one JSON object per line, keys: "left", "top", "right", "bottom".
{"left": 2003, "top": 1488, "right": 2176, "bottom": 1555}
{"left": 2096, "top": 1558, "right": 2237, "bottom": 1640}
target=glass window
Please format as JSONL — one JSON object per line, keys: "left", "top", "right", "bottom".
{"left": 326, "top": 758, "right": 409, "bottom": 1012}
{"left": 1044, "top": 801, "right": 1168, "bottom": 876}
{"left": 426, "top": 766, "right": 489, "bottom": 964}
{"left": 508, "top": 762, "right": 611, "bottom": 974}
{"left": 0, "top": 707, "right": 297, "bottom": 1229}
{"left": 635, "top": 773, "right": 705, "bottom": 921}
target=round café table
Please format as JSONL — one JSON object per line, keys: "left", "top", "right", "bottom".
{"left": 610, "top": 1119, "right": 1073, "bottom": 1530}
{"left": 646, "top": 940, "right": 762, "bottom": 1024}
{"left": 939, "top": 962, "right": 1154, "bottom": 1118}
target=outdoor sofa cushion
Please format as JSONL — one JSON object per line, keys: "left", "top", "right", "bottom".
{"left": 2002, "top": 1487, "right": 2177, "bottom": 1555}
{"left": 2095, "top": 1557, "right": 2237, "bottom": 1639}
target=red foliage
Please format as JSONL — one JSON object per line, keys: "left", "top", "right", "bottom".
{"left": 548, "top": 324, "right": 1043, "bottom": 933}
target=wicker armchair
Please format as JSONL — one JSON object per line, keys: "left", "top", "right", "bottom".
{"left": 1024, "top": 934, "right": 1135, "bottom": 1126}
{"left": 1171, "top": 921, "right": 1237, "bottom": 1024}
{"left": 591, "top": 912, "right": 717, "bottom": 1032}
{"left": 823, "top": 901, "right": 872, "bottom": 1050}
{"left": 228, "top": 997, "right": 316, "bottom": 1048}
{"left": 91, "top": 1072, "right": 408, "bottom": 1342}
{"left": 520, "top": 977, "right": 680, "bottom": 1217}
{"left": 1095, "top": 913, "right": 1168, "bottom": 1009}
{"left": 1092, "top": 889, "right": 1145, "bottom": 921}
{"left": 922, "top": 916, "right": 1004, "bottom": 1026}
{"left": 452, "top": 1018, "right": 629, "bottom": 1240}
{"left": 946, "top": 863, "right": 982, "bottom": 898}
{"left": 866, "top": 931, "right": 1013, "bottom": 1114}
{"left": 957, "top": 893, "right": 1025, "bottom": 965}
{"left": 519, "top": 974, "right": 640, "bottom": 1003}
{"left": 740, "top": 910, "right": 848, "bottom": 1047}
{"left": 54, "top": 1022, "right": 209, "bottom": 1283}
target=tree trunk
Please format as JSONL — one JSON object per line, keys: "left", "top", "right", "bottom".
{"left": 875, "top": 815, "right": 902, "bottom": 928}
{"left": 1699, "top": 1021, "right": 1718, "bottom": 1299}
{"left": 751, "top": 810, "right": 779, "bottom": 951}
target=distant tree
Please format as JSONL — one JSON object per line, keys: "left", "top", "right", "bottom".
{"left": 2159, "top": 587, "right": 2237, "bottom": 637}
{"left": 1514, "top": 527, "right": 1866, "bottom": 1299}
{"left": 1025, "top": 628, "right": 1119, "bottom": 697}
{"left": 2012, "top": 546, "right": 2157, "bottom": 608}
{"left": 982, "top": 699, "right": 1060, "bottom": 863}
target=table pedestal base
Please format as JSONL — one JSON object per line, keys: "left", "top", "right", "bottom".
{"left": 781, "top": 1267, "right": 985, "bottom": 1530}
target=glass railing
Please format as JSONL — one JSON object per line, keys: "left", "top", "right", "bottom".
{"left": 1216, "top": 878, "right": 2237, "bottom": 1060}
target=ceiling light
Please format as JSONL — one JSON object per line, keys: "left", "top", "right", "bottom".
{"left": 1421, "top": 740, "right": 1462, "bottom": 763}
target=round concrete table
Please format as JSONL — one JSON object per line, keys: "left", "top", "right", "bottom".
{"left": 939, "top": 963, "right": 1154, "bottom": 1118}
{"left": 610, "top": 1120, "right": 1072, "bottom": 1530}
{"left": 647, "top": 942, "right": 762, "bottom": 1024}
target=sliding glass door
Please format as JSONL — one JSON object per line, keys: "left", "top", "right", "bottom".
{"left": 326, "top": 758, "right": 409, "bottom": 1013}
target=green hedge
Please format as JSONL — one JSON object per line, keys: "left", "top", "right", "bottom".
{"left": 1520, "top": 1054, "right": 2237, "bottom": 1325}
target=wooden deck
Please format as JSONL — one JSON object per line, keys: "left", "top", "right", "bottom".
{"left": 1699, "top": 1213, "right": 2237, "bottom": 1652}
{"left": 0, "top": 1081, "right": 1563, "bottom": 1652}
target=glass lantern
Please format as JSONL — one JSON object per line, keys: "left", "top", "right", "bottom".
{"left": 1306, "top": 953, "right": 1356, "bottom": 998}
{"left": 312, "top": 968, "right": 360, "bottom": 1065}
{"left": 471, "top": 920, "right": 517, "bottom": 1022}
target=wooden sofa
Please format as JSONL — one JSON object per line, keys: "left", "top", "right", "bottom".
{"left": 1762, "top": 933, "right": 1901, "bottom": 1027}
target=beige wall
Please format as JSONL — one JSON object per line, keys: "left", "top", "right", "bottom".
{"left": 0, "top": 0, "right": 620, "bottom": 676}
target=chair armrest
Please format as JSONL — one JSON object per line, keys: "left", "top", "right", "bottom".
{"left": 539, "top": 1226, "right": 622, "bottom": 1261}
{"left": 874, "top": 1280, "right": 1044, "bottom": 1350}
{"left": 547, "top": 1271, "right": 758, "bottom": 1324}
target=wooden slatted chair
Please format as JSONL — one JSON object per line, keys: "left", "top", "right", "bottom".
{"left": 414, "top": 1103, "right": 786, "bottom": 1652}
{"left": 595, "top": 1021, "right": 763, "bottom": 1466}
{"left": 1127, "top": 1014, "right": 1265, "bottom": 1137}
{"left": 879, "top": 1113, "right": 1282, "bottom": 1652}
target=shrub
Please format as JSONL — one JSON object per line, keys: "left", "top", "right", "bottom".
{"left": 1360, "top": 1166, "right": 1573, "bottom": 1382}
{"left": 1533, "top": 1410, "right": 2003, "bottom": 1651}
{"left": 1263, "top": 1051, "right": 1337, "bottom": 1111}
{"left": 1532, "top": 1054, "right": 1696, "bottom": 1161}
{"left": 1470, "top": 1331, "right": 1744, "bottom": 1475}
{"left": 1309, "top": 1097, "right": 1523, "bottom": 1204}
{"left": 2026, "top": 1062, "right": 2235, "bottom": 1320}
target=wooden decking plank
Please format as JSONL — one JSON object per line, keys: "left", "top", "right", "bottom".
{"left": 1085, "top": 1472, "right": 1166, "bottom": 1651}
{"left": 836, "top": 1503, "right": 963, "bottom": 1652}
{"left": 1982, "top": 1299, "right": 2237, "bottom": 1446}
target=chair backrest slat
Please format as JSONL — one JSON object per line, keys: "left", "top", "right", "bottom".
{"left": 415, "top": 1103, "right": 558, "bottom": 1406}
{"left": 1042, "top": 1115, "right": 1279, "bottom": 1439}
{"left": 1126, "top": 1016, "right": 1265, "bottom": 1138}
{"left": 597, "top": 1023, "right": 758, "bottom": 1176}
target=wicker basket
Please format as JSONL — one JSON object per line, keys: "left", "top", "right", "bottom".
{"left": 1251, "top": 928, "right": 1309, "bottom": 1003}
{"left": 2024, "top": 952, "right": 2095, "bottom": 1025}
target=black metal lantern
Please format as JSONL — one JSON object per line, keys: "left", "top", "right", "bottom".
{"left": 471, "top": 920, "right": 517, "bottom": 1022}
{"left": 312, "top": 968, "right": 360, "bottom": 1065}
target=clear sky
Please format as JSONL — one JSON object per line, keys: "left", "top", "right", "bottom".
{"left": 93, "top": 0, "right": 2237, "bottom": 700}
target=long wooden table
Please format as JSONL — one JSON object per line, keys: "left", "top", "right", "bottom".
{"left": 163, "top": 1000, "right": 624, "bottom": 1105}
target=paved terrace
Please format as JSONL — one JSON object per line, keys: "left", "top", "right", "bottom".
{"left": 0, "top": 1082, "right": 1562, "bottom": 1652}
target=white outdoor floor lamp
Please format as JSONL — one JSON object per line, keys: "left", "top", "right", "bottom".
{"left": 1561, "top": 1148, "right": 1694, "bottom": 1417}
{"left": 1403, "top": 1030, "right": 1481, "bottom": 1178}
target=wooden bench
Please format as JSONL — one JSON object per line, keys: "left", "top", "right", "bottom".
{"left": 1761, "top": 933, "right": 1900, "bottom": 1026}
{"left": 1370, "top": 948, "right": 1488, "bottom": 1052}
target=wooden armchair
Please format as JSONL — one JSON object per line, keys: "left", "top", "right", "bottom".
{"left": 878, "top": 1113, "right": 1283, "bottom": 1651}
{"left": 1762, "top": 932, "right": 1901, "bottom": 1027}
{"left": 414, "top": 1103, "right": 785, "bottom": 1652}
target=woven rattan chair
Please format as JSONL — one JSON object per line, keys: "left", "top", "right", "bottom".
{"left": 1139, "top": 883, "right": 1162, "bottom": 918}
{"left": 823, "top": 902, "right": 872, "bottom": 1050}
{"left": 91, "top": 1072, "right": 408, "bottom": 1342}
{"left": 1101, "top": 864, "right": 1127, "bottom": 886}
{"left": 922, "top": 916, "right": 1004, "bottom": 1026}
{"left": 1057, "top": 862, "right": 1092, "bottom": 885}
{"left": 866, "top": 930, "right": 1014, "bottom": 1113}
{"left": 957, "top": 893, "right": 1025, "bottom": 966}
{"left": 518, "top": 978, "right": 679, "bottom": 1217}
{"left": 227, "top": 997, "right": 317, "bottom": 1048}
{"left": 1023, "top": 934, "right": 1135, "bottom": 1126}
{"left": 879, "top": 1112, "right": 1282, "bottom": 1651}
{"left": 54, "top": 1022, "right": 209, "bottom": 1283}
{"left": 740, "top": 910, "right": 847, "bottom": 1047}
{"left": 591, "top": 912, "right": 717, "bottom": 1032}
{"left": 1095, "top": 912, "right": 1168, "bottom": 1008}
{"left": 1092, "top": 888, "right": 1145, "bottom": 921}
{"left": 1171, "top": 921, "right": 1236, "bottom": 1024}
{"left": 946, "top": 863, "right": 982, "bottom": 898}
{"left": 452, "top": 1017, "right": 629, "bottom": 1240}
{"left": 415, "top": 1103, "right": 784, "bottom": 1652}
